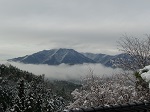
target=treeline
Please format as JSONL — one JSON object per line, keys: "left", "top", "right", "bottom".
{"left": 0, "top": 64, "right": 80, "bottom": 112}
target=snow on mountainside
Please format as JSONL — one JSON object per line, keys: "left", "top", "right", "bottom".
{"left": 8, "top": 48, "right": 95, "bottom": 65}
{"left": 8, "top": 48, "right": 130, "bottom": 67}
{"left": 82, "top": 53, "right": 130, "bottom": 67}
{"left": 82, "top": 53, "right": 113, "bottom": 65}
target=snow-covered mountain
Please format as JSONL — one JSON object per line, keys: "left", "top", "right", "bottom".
{"left": 8, "top": 48, "right": 95, "bottom": 65}
{"left": 8, "top": 48, "right": 130, "bottom": 67}
{"left": 82, "top": 53, "right": 129, "bottom": 67}
{"left": 82, "top": 53, "right": 113, "bottom": 65}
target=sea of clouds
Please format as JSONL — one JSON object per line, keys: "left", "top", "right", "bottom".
{"left": 1, "top": 61, "right": 122, "bottom": 81}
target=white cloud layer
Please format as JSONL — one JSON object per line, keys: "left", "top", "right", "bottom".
{"left": 1, "top": 61, "right": 122, "bottom": 81}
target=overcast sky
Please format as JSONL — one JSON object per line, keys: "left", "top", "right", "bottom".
{"left": 1, "top": 0, "right": 150, "bottom": 59}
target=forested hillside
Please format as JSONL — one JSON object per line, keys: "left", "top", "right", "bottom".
{"left": 0, "top": 64, "right": 81, "bottom": 112}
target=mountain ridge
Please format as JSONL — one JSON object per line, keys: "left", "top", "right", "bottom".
{"left": 8, "top": 48, "right": 128, "bottom": 67}
{"left": 8, "top": 48, "right": 95, "bottom": 65}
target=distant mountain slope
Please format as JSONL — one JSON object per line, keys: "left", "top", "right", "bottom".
{"left": 82, "top": 53, "right": 129, "bottom": 67}
{"left": 8, "top": 48, "right": 95, "bottom": 65}
{"left": 82, "top": 53, "right": 113, "bottom": 63}
{"left": 8, "top": 48, "right": 130, "bottom": 67}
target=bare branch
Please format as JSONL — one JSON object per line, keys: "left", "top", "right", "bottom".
{"left": 116, "top": 34, "right": 150, "bottom": 71}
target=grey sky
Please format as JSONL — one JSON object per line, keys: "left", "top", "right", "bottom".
{"left": 0, "top": 0, "right": 150, "bottom": 59}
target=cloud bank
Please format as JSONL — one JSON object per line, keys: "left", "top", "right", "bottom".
{"left": 1, "top": 61, "right": 122, "bottom": 81}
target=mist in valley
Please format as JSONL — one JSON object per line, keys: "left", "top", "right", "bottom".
{"left": 1, "top": 61, "right": 122, "bottom": 81}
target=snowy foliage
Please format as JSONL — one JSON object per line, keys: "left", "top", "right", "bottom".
{"left": 69, "top": 71, "right": 150, "bottom": 109}
{"left": 0, "top": 64, "right": 66, "bottom": 112}
{"left": 140, "top": 65, "right": 150, "bottom": 88}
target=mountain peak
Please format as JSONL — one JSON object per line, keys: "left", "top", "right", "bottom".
{"left": 8, "top": 48, "right": 95, "bottom": 65}
{"left": 8, "top": 48, "right": 129, "bottom": 67}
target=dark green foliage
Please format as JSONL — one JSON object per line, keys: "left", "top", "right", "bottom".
{"left": 134, "top": 71, "right": 143, "bottom": 81}
{"left": 141, "top": 69, "right": 149, "bottom": 73}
